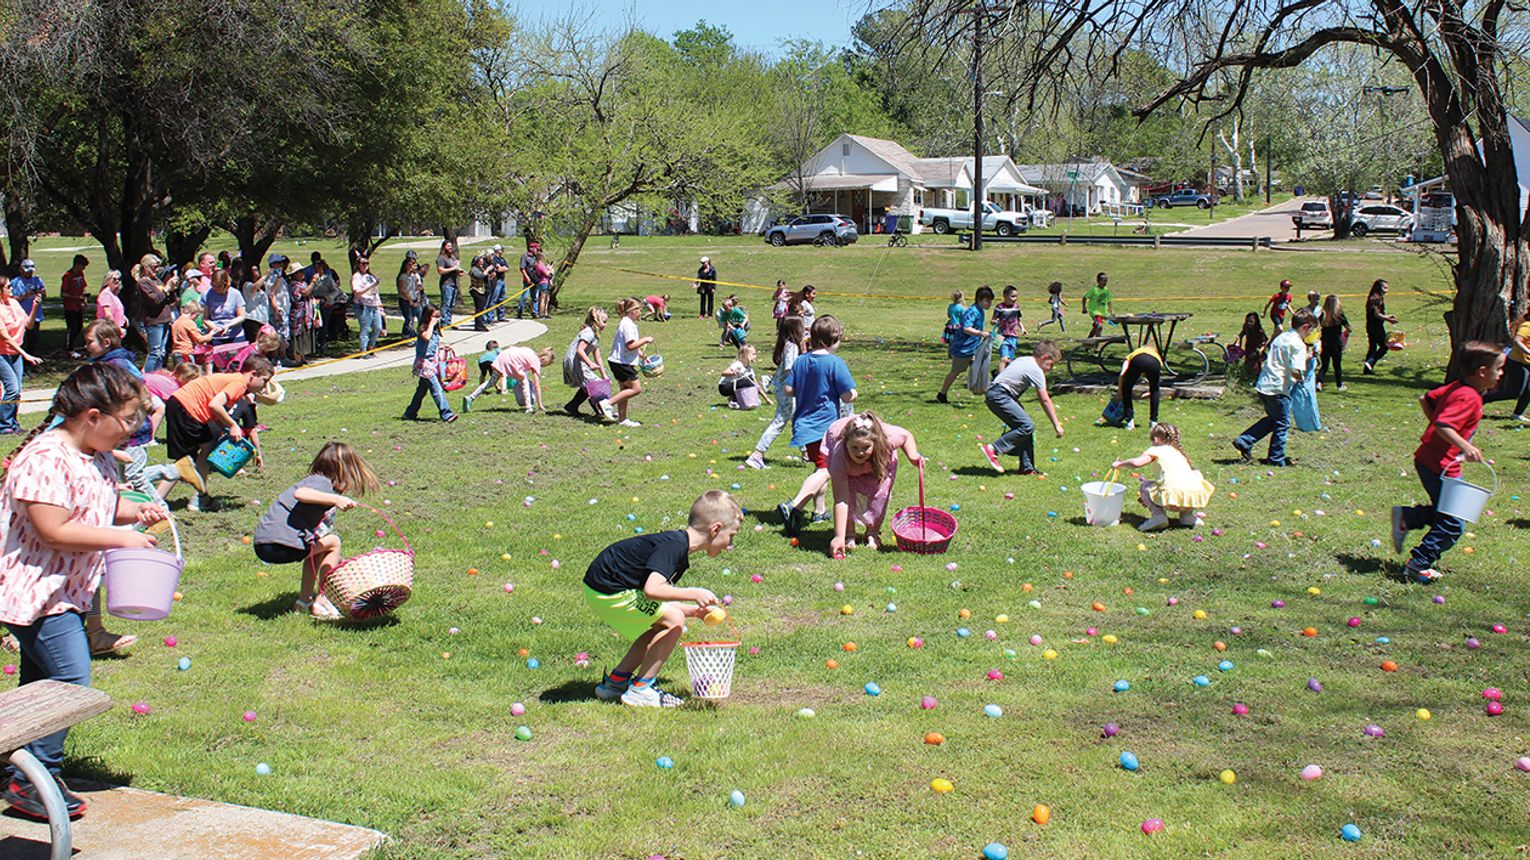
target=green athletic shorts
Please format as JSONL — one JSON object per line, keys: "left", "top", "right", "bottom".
{"left": 585, "top": 586, "right": 672, "bottom": 641}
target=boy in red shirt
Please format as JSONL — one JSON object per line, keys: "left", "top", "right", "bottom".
{"left": 1262, "top": 279, "right": 1294, "bottom": 331}
{"left": 1391, "top": 341, "right": 1504, "bottom": 582}
{"left": 60, "top": 254, "right": 89, "bottom": 356}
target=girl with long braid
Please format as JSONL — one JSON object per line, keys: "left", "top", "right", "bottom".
{"left": 1111, "top": 422, "right": 1215, "bottom": 532}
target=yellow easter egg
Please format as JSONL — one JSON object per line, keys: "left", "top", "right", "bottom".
{"left": 930, "top": 778, "right": 954, "bottom": 794}
{"left": 1157, "top": 578, "right": 1169, "bottom": 584}
{"left": 484, "top": 521, "right": 494, "bottom": 528}
{"left": 501, "top": 553, "right": 512, "bottom": 561}
{"left": 1219, "top": 769, "right": 1236, "bottom": 785}
{"left": 1271, "top": 520, "right": 1281, "bottom": 526}
{"left": 1416, "top": 708, "right": 1432, "bottom": 721}
{"left": 1193, "top": 609, "right": 1208, "bottom": 620}
{"left": 704, "top": 607, "right": 727, "bottom": 626}
{"left": 840, "top": 605, "right": 854, "bottom": 615}
{"left": 1307, "top": 587, "right": 1322, "bottom": 596}
{"left": 996, "top": 614, "right": 1009, "bottom": 623}
{"left": 1136, "top": 543, "right": 1147, "bottom": 551}
{"left": 1042, "top": 649, "right": 1058, "bottom": 660}
{"left": 553, "top": 533, "right": 562, "bottom": 540}
{"left": 1101, "top": 634, "right": 1118, "bottom": 644}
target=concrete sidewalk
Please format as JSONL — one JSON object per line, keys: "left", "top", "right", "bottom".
{"left": 1170, "top": 196, "right": 1319, "bottom": 243}
{"left": 0, "top": 781, "right": 389, "bottom": 859}
{"left": 19, "top": 317, "right": 548, "bottom": 416}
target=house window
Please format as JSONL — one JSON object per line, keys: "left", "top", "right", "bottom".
{"left": 842, "top": 143, "right": 851, "bottom": 157}
{"left": 913, "top": 189, "right": 924, "bottom": 206}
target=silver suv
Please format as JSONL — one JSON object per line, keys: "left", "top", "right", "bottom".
{"left": 1292, "top": 200, "right": 1333, "bottom": 230}
{"left": 764, "top": 214, "right": 860, "bottom": 246}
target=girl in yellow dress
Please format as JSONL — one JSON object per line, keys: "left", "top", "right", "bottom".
{"left": 1111, "top": 423, "right": 1214, "bottom": 532}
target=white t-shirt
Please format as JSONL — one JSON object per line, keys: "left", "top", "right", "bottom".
{"left": 1256, "top": 329, "right": 1307, "bottom": 395}
{"left": 989, "top": 355, "right": 1047, "bottom": 398}
{"left": 610, "top": 317, "right": 642, "bottom": 365}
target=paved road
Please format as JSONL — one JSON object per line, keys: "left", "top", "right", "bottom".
{"left": 17, "top": 317, "right": 548, "bottom": 416}
{"left": 1171, "top": 196, "right": 1324, "bottom": 243}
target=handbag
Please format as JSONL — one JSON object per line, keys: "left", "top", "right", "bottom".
{"left": 584, "top": 378, "right": 611, "bottom": 402}
{"left": 437, "top": 345, "right": 468, "bottom": 392}
{"left": 965, "top": 335, "right": 993, "bottom": 394}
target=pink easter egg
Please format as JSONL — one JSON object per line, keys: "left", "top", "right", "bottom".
{"left": 920, "top": 696, "right": 938, "bottom": 710}
{"left": 908, "top": 637, "right": 924, "bottom": 648}
{"left": 1493, "top": 624, "right": 1509, "bottom": 634}
{"left": 1232, "top": 703, "right": 1249, "bottom": 716}
{"left": 1167, "top": 597, "right": 1179, "bottom": 606}
{"left": 131, "top": 701, "right": 151, "bottom": 715}
{"left": 1254, "top": 541, "right": 1267, "bottom": 549}
{"left": 550, "top": 560, "right": 561, "bottom": 570}
{"left": 1211, "top": 528, "right": 1223, "bottom": 536}
{"left": 163, "top": 636, "right": 178, "bottom": 647}
{"left": 987, "top": 669, "right": 1004, "bottom": 681}
{"left": 1192, "top": 535, "right": 1205, "bottom": 543}
{"left": 531, "top": 616, "right": 543, "bottom": 625}
{"left": 1487, "top": 701, "right": 1505, "bottom": 716}
{"left": 946, "top": 562, "right": 959, "bottom": 572}
{"left": 1229, "top": 626, "right": 1243, "bottom": 635}
{"left": 722, "top": 595, "right": 733, "bottom": 605}
{"left": 1004, "top": 492, "right": 1015, "bottom": 500}
{"left": 1347, "top": 617, "right": 1361, "bottom": 628}
{"left": 1300, "top": 764, "right": 1323, "bottom": 781}
{"left": 1516, "top": 757, "right": 1530, "bottom": 773}
{"left": 1, "top": 665, "right": 14, "bottom": 675}
{"left": 1141, "top": 818, "right": 1164, "bottom": 835}
{"left": 510, "top": 702, "right": 526, "bottom": 716}
{"left": 1031, "top": 634, "right": 1045, "bottom": 646}
{"left": 890, "top": 565, "right": 903, "bottom": 572}
{"left": 242, "top": 710, "right": 258, "bottom": 722}
{"left": 1484, "top": 687, "right": 1504, "bottom": 701}
{"left": 1083, "top": 628, "right": 1096, "bottom": 638}
{"left": 833, "top": 582, "right": 845, "bottom": 592}
{"left": 748, "top": 646, "right": 760, "bottom": 655}
{"left": 751, "top": 574, "right": 763, "bottom": 584}
{"left": 503, "top": 583, "right": 515, "bottom": 593}
{"left": 984, "top": 630, "right": 997, "bottom": 640}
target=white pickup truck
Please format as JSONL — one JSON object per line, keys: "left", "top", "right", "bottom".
{"left": 918, "top": 201, "right": 1036, "bottom": 236}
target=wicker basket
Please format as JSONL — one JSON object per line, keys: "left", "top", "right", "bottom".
{"left": 891, "top": 462, "right": 958, "bottom": 554}
{"left": 321, "top": 506, "right": 415, "bottom": 620}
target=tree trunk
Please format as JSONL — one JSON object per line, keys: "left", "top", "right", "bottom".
{"left": 165, "top": 223, "right": 213, "bottom": 267}
{"left": 3, "top": 194, "right": 28, "bottom": 269}
{"left": 230, "top": 215, "right": 282, "bottom": 267}
{"left": 550, "top": 211, "right": 600, "bottom": 309}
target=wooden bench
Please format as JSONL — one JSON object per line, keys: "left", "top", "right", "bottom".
{"left": 0, "top": 680, "right": 112, "bottom": 860}
{"left": 1078, "top": 335, "right": 1128, "bottom": 348}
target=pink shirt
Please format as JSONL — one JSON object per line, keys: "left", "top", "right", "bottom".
{"left": 96, "top": 288, "right": 126, "bottom": 327}
{"left": 0, "top": 431, "right": 120, "bottom": 626}
{"left": 0, "top": 298, "right": 26, "bottom": 356}
{"left": 491, "top": 346, "right": 541, "bottom": 381}
{"left": 141, "top": 370, "right": 181, "bottom": 401}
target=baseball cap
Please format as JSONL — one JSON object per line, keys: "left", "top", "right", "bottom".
{"left": 267, "top": 253, "right": 288, "bottom": 266}
{"left": 19, "top": 258, "right": 34, "bottom": 271}
{"left": 405, "top": 250, "right": 419, "bottom": 260}
{"left": 700, "top": 256, "right": 709, "bottom": 263}
{"left": 493, "top": 243, "right": 503, "bottom": 251}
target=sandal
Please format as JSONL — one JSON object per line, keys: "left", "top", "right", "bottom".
{"left": 297, "top": 594, "right": 342, "bottom": 620}
{"left": 88, "top": 629, "right": 139, "bottom": 656}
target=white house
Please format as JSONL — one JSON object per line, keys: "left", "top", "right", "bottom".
{"left": 1404, "top": 113, "right": 1530, "bottom": 242}
{"left": 915, "top": 156, "right": 1047, "bottom": 212}
{"left": 1015, "top": 158, "right": 1132, "bottom": 215}
{"left": 762, "top": 133, "right": 929, "bottom": 234}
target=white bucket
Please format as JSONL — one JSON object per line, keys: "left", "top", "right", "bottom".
{"left": 1437, "top": 461, "right": 1496, "bottom": 523}
{"left": 1081, "top": 481, "right": 1128, "bottom": 527}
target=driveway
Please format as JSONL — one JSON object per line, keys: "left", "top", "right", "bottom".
{"left": 1170, "top": 196, "right": 1325, "bottom": 243}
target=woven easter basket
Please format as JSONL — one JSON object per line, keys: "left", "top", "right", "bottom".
{"left": 891, "top": 461, "right": 958, "bottom": 554}
{"left": 321, "top": 505, "right": 415, "bottom": 620}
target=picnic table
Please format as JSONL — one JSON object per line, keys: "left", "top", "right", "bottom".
{"left": 1, "top": 680, "right": 113, "bottom": 860}
{"left": 1109, "top": 312, "right": 1193, "bottom": 372}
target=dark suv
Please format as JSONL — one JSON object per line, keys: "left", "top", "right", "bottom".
{"left": 1153, "top": 188, "right": 1216, "bottom": 209}
{"left": 764, "top": 214, "right": 860, "bottom": 246}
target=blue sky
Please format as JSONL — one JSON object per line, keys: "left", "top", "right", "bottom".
{"left": 509, "top": 1, "right": 864, "bottom": 54}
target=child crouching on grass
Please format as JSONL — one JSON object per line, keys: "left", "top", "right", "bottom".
{"left": 253, "top": 442, "right": 381, "bottom": 619}
{"left": 1111, "top": 422, "right": 1214, "bottom": 532}
{"left": 825, "top": 411, "right": 923, "bottom": 558}
{"left": 1391, "top": 341, "right": 1503, "bottom": 582}
{"left": 0, "top": 363, "right": 166, "bottom": 821}
{"left": 462, "top": 346, "right": 554, "bottom": 415}
{"left": 585, "top": 490, "right": 739, "bottom": 708}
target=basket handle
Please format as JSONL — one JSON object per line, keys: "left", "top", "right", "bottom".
{"left": 362, "top": 504, "right": 414, "bottom": 555}
{"left": 916, "top": 460, "right": 927, "bottom": 543}
{"left": 683, "top": 610, "right": 741, "bottom": 645}
{"left": 1455, "top": 456, "right": 1499, "bottom": 494}
{"left": 1102, "top": 467, "right": 1120, "bottom": 496}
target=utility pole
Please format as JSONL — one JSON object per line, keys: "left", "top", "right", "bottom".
{"left": 1265, "top": 137, "right": 1272, "bottom": 204}
{"left": 971, "top": 6, "right": 984, "bottom": 252}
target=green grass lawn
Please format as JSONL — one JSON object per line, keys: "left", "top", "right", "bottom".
{"left": 9, "top": 235, "right": 1530, "bottom": 858}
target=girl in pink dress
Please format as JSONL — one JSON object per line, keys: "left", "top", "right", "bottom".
{"left": 824, "top": 411, "right": 924, "bottom": 558}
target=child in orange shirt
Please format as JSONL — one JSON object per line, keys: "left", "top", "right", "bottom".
{"left": 169, "top": 293, "right": 213, "bottom": 367}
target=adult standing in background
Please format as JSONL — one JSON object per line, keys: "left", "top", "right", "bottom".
{"left": 133, "top": 254, "right": 175, "bottom": 372}
{"left": 60, "top": 254, "right": 90, "bottom": 357}
{"left": 0, "top": 274, "right": 42, "bottom": 434}
{"left": 11, "top": 259, "right": 45, "bottom": 354}
{"left": 237, "top": 258, "right": 269, "bottom": 343}
{"left": 308, "top": 256, "right": 344, "bottom": 355}
{"left": 1362, "top": 279, "right": 1398, "bottom": 374}
{"left": 696, "top": 255, "right": 717, "bottom": 320}
{"left": 489, "top": 244, "right": 509, "bottom": 322}
{"left": 468, "top": 252, "right": 491, "bottom": 332}
{"left": 201, "top": 270, "right": 247, "bottom": 346}
{"left": 265, "top": 254, "right": 292, "bottom": 364}
{"left": 436, "top": 239, "right": 462, "bottom": 327}
{"left": 396, "top": 252, "right": 423, "bottom": 338}
{"left": 518, "top": 242, "right": 540, "bottom": 319}
{"left": 95, "top": 270, "right": 126, "bottom": 329}
{"left": 351, "top": 255, "right": 384, "bottom": 358}
{"left": 198, "top": 252, "right": 217, "bottom": 281}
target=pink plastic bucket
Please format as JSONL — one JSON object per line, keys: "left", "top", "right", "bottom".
{"left": 103, "top": 515, "right": 183, "bottom": 621}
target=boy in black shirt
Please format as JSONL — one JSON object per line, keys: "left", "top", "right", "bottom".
{"left": 584, "top": 490, "right": 740, "bottom": 707}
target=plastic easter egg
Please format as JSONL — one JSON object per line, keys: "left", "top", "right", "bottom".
{"left": 1308, "top": 678, "right": 1324, "bottom": 692}
{"left": 1516, "top": 757, "right": 1530, "bottom": 772}
{"left": 1433, "top": 595, "right": 1446, "bottom": 604}
{"left": 656, "top": 756, "right": 674, "bottom": 769}
{"left": 983, "top": 629, "right": 996, "bottom": 639}
{"left": 1032, "top": 804, "right": 1051, "bottom": 825}
{"left": 1002, "top": 648, "right": 1016, "bottom": 659}
{"left": 1487, "top": 701, "right": 1504, "bottom": 716}
{"left": 987, "top": 669, "right": 1004, "bottom": 681}
{"left": 1218, "top": 660, "right": 1234, "bottom": 672}
{"left": 1, "top": 665, "right": 13, "bottom": 676}
{"left": 825, "top": 659, "right": 838, "bottom": 669}
{"left": 1416, "top": 708, "right": 1431, "bottom": 721}
{"left": 515, "top": 726, "right": 532, "bottom": 741}
{"left": 1193, "top": 609, "right": 1207, "bottom": 620}
{"left": 1119, "top": 751, "right": 1140, "bottom": 771}
{"left": 886, "top": 603, "right": 898, "bottom": 613}
{"left": 1101, "top": 634, "right": 1118, "bottom": 644}
{"left": 930, "top": 778, "right": 954, "bottom": 794}
{"left": 1347, "top": 617, "right": 1362, "bottom": 628}
{"left": 1493, "top": 624, "right": 1509, "bottom": 634}
{"left": 1363, "top": 724, "right": 1385, "bottom": 738}
{"left": 1213, "top": 641, "right": 1227, "bottom": 652}
{"left": 1102, "top": 722, "right": 1119, "bottom": 737}
{"left": 983, "top": 704, "right": 1003, "bottom": 718}
{"left": 527, "top": 658, "right": 541, "bottom": 670}
{"left": 842, "top": 642, "right": 858, "bottom": 653}
{"left": 1042, "top": 649, "right": 1058, "bottom": 660}
{"left": 982, "top": 842, "right": 1008, "bottom": 860}
{"left": 1380, "top": 660, "right": 1398, "bottom": 672}
{"left": 798, "top": 707, "right": 816, "bottom": 718}
{"left": 728, "top": 789, "right": 746, "bottom": 807}
{"left": 1376, "top": 636, "right": 1391, "bottom": 645}
{"left": 751, "top": 573, "right": 764, "bottom": 582}
{"left": 1135, "top": 607, "right": 1150, "bottom": 616}
{"left": 1300, "top": 764, "right": 1323, "bottom": 781}
{"left": 864, "top": 682, "right": 881, "bottom": 696}
{"left": 131, "top": 701, "right": 151, "bottom": 715}
{"left": 840, "top": 605, "right": 854, "bottom": 615}
{"left": 242, "top": 710, "right": 258, "bottom": 723}
{"left": 510, "top": 702, "right": 526, "bottom": 717}
{"left": 907, "top": 637, "right": 924, "bottom": 649}
{"left": 957, "top": 628, "right": 971, "bottom": 638}
{"left": 1271, "top": 599, "right": 1286, "bottom": 608}
{"left": 1028, "top": 600, "right": 1042, "bottom": 609}
{"left": 1302, "top": 627, "right": 1318, "bottom": 637}
{"left": 1257, "top": 648, "right": 1273, "bottom": 657}
{"left": 1113, "top": 680, "right": 1131, "bottom": 693}
{"left": 921, "top": 696, "right": 938, "bottom": 710}
{"left": 1232, "top": 703, "right": 1249, "bottom": 716}
{"left": 996, "top": 614, "right": 1009, "bottom": 623}
{"left": 1192, "top": 675, "right": 1211, "bottom": 688}
{"left": 503, "top": 582, "right": 515, "bottom": 593}
{"left": 1141, "top": 818, "right": 1164, "bottom": 834}
{"left": 1466, "top": 638, "right": 1482, "bottom": 649}
{"left": 1030, "top": 634, "right": 1044, "bottom": 646}
{"left": 177, "top": 657, "right": 191, "bottom": 671}
{"left": 1484, "top": 687, "right": 1503, "bottom": 701}
{"left": 833, "top": 582, "right": 844, "bottom": 592}
{"left": 1219, "top": 769, "right": 1236, "bottom": 785}
{"left": 255, "top": 762, "right": 271, "bottom": 776}
{"left": 1340, "top": 823, "right": 1362, "bottom": 842}
{"left": 1167, "top": 597, "right": 1179, "bottom": 606}
{"left": 163, "top": 636, "right": 178, "bottom": 647}
{"left": 924, "top": 731, "right": 944, "bottom": 745}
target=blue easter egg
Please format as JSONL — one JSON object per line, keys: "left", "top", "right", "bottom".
{"left": 864, "top": 682, "right": 881, "bottom": 696}
{"left": 885, "top": 603, "right": 897, "bottom": 612}
{"left": 730, "top": 483, "right": 741, "bottom": 490}
{"left": 1193, "top": 675, "right": 1211, "bottom": 687}
{"left": 950, "top": 503, "right": 961, "bottom": 512}
{"left": 1340, "top": 823, "right": 1362, "bottom": 842}
{"left": 634, "top": 527, "right": 645, "bottom": 534}
{"left": 526, "top": 658, "right": 540, "bottom": 669}
{"left": 626, "top": 513, "right": 637, "bottom": 521}
{"left": 957, "top": 627, "right": 971, "bottom": 637}
{"left": 982, "top": 842, "right": 1009, "bottom": 860}
{"left": 656, "top": 756, "right": 674, "bottom": 769}
{"left": 1218, "top": 660, "right": 1234, "bottom": 672}
{"left": 1375, "top": 636, "right": 1391, "bottom": 644}
{"left": 177, "top": 657, "right": 191, "bottom": 671}
{"left": 1370, "top": 539, "right": 1382, "bottom": 548}
{"left": 983, "top": 703, "right": 1003, "bottom": 718}
{"left": 728, "top": 789, "right": 746, "bottom": 808}
{"left": 1047, "top": 511, "right": 1058, "bottom": 517}
{"left": 1113, "top": 680, "right": 1131, "bottom": 693}
{"left": 1119, "top": 751, "right": 1140, "bottom": 771}
{"left": 255, "top": 762, "right": 271, "bottom": 776}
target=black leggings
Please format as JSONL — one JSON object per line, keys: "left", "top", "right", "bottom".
{"left": 1484, "top": 359, "right": 1530, "bottom": 415}
{"left": 1119, "top": 353, "right": 1161, "bottom": 423}
{"left": 1364, "top": 324, "right": 1389, "bottom": 368}
{"left": 698, "top": 288, "right": 715, "bottom": 318}
{"left": 1319, "top": 336, "right": 1345, "bottom": 387}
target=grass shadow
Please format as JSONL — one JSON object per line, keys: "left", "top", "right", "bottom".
{"left": 237, "top": 592, "right": 300, "bottom": 620}
{"left": 63, "top": 759, "right": 136, "bottom": 788}
{"left": 1333, "top": 551, "right": 1420, "bottom": 585}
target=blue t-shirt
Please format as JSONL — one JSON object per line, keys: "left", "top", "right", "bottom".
{"left": 12, "top": 274, "right": 44, "bottom": 320}
{"left": 787, "top": 352, "right": 855, "bottom": 447}
{"left": 948, "top": 305, "right": 986, "bottom": 357}
{"left": 202, "top": 287, "right": 247, "bottom": 343}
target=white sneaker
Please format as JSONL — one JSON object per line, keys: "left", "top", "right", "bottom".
{"left": 1391, "top": 506, "right": 1407, "bottom": 554}
{"left": 745, "top": 452, "right": 768, "bottom": 470}
{"left": 1337, "top": 384, "right": 1348, "bottom": 392}
{"left": 1124, "top": 419, "right": 1135, "bottom": 430}
{"left": 1516, "top": 414, "right": 1530, "bottom": 424}
{"left": 621, "top": 684, "right": 684, "bottom": 708}
{"left": 599, "top": 401, "right": 617, "bottom": 422}
{"left": 619, "top": 419, "right": 642, "bottom": 428}
{"left": 594, "top": 677, "right": 629, "bottom": 700}
{"left": 1138, "top": 513, "right": 1170, "bottom": 532}
{"left": 1178, "top": 510, "right": 1199, "bottom": 526}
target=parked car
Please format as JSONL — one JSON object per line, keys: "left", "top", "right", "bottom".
{"left": 763, "top": 214, "right": 859, "bottom": 246}
{"left": 1363, "top": 185, "right": 1385, "bottom": 200}
{"left": 917, "top": 201, "right": 1031, "bottom": 236}
{"left": 1152, "top": 188, "right": 1216, "bottom": 209}
{"left": 1292, "top": 200, "right": 1333, "bottom": 230}
{"left": 1349, "top": 204, "right": 1413, "bottom": 236}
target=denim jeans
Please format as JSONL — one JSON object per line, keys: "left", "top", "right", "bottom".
{"left": 404, "top": 374, "right": 455, "bottom": 421}
{"left": 399, "top": 302, "right": 420, "bottom": 338}
{"left": 5, "top": 611, "right": 90, "bottom": 781}
{"left": 355, "top": 305, "right": 383, "bottom": 353}
{"left": 516, "top": 282, "right": 531, "bottom": 317}
{"left": 440, "top": 283, "right": 458, "bottom": 325}
{"left": 0, "top": 352, "right": 22, "bottom": 433}
{"left": 143, "top": 322, "right": 169, "bottom": 372}
{"left": 1235, "top": 392, "right": 1291, "bottom": 464}
{"left": 754, "top": 391, "right": 795, "bottom": 455}
{"left": 1400, "top": 461, "right": 1466, "bottom": 570}
{"left": 985, "top": 387, "right": 1036, "bottom": 472}
{"left": 488, "top": 278, "right": 507, "bottom": 321}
